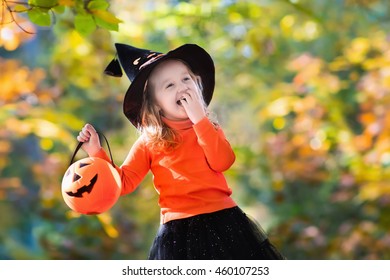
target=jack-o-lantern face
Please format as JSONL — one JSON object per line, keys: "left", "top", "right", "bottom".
{"left": 61, "top": 157, "right": 121, "bottom": 215}
{"left": 64, "top": 162, "right": 98, "bottom": 197}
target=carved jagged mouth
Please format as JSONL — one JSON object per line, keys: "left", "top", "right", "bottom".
{"left": 66, "top": 174, "right": 98, "bottom": 198}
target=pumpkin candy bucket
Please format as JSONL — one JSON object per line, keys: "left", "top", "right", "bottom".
{"left": 61, "top": 133, "right": 121, "bottom": 215}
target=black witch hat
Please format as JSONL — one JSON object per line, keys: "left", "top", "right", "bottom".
{"left": 104, "top": 43, "right": 215, "bottom": 127}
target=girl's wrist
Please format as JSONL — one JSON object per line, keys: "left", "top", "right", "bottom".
{"left": 192, "top": 115, "right": 207, "bottom": 125}
{"left": 191, "top": 114, "right": 205, "bottom": 125}
{"left": 89, "top": 146, "right": 102, "bottom": 157}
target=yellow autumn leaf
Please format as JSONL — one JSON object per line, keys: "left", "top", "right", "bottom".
{"left": 91, "top": 10, "right": 122, "bottom": 24}
{"left": 344, "top": 37, "right": 370, "bottom": 64}
{"left": 359, "top": 182, "right": 390, "bottom": 201}
{"left": 280, "top": 15, "right": 295, "bottom": 36}
{"left": 362, "top": 57, "right": 389, "bottom": 70}
{"left": 97, "top": 212, "right": 119, "bottom": 238}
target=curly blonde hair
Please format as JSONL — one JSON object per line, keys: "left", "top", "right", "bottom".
{"left": 139, "top": 60, "right": 216, "bottom": 152}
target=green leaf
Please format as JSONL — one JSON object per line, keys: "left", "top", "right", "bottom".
{"left": 92, "top": 9, "right": 122, "bottom": 31}
{"left": 13, "top": 4, "right": 29, "bottom": 13}
{"left": 27, "top": 8, "right": 51, "bottom": 26}
{"left": 52, "top": 5, "right": 65, "bottom": 14}
{"left": 87, "top": 0, "right": 109, "bottom": 11}
{"left": 74, "top": 14, "right": 96, "bottom": 36}
{"left": 93, "top": 16, "right": 117, "bottom": 31}
{"left": 91, "top": 10, "right": 122, "bottom": 24}
{"left": 29, "top": 0, "right": 58, "bottom": 8}
{"left": 94, "top": 17, "right": 118, "bottom": 31}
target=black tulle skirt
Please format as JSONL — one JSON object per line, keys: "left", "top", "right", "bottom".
{"left": 148, "top": 206, "right": 285, "bottom": 260}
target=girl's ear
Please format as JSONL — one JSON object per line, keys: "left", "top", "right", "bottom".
{"left": 195, "top": 75, "right": 204, "bottom": 92}
{"left": 154, "top": 103, "right": 162, "bottom": 114}
{"left": 152, "top": 100, "right": 160, "bottom": 110}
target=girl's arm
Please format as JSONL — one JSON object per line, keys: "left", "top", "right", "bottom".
{"left": 193, "top": 116, "right": 235, "bottom": 172}
{"left": 92, "top": 137, "right": 150, "bottom": 196}
{"left": 77, "top": 124, "right": 150, "bottom": 196}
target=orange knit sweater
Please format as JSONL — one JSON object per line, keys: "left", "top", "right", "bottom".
{"left": 94, "top": 116, "right": 237, "bottom": 224}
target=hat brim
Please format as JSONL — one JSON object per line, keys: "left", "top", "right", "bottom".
{"left": 123, "top": 44, "right": 215, "bottom": 127}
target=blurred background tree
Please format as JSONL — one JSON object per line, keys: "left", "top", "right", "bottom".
{"left": 1, "top": 0, "right": 390, "bottom": 259}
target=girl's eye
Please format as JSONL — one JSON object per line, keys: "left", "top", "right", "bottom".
{"left": 183, "top": 76, "right": 191, "bottom": 81}
{"left": 166, "top": 83, "right": 174, "bottom": 89}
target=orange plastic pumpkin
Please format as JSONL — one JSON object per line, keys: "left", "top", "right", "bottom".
{"left": 61, "top": 157, "right": 121, "bottom": 215}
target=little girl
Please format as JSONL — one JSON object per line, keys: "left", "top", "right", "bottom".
{"left": 77, "top": 43, "right": 285, "bottom": 260}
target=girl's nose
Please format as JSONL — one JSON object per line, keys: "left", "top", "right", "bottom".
{"left": 178, "top": 82, "right": 189, "bottom": 93}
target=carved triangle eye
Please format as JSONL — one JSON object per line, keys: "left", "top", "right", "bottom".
{"left": 73, "top": 173, "right": 81, "bottom": 182}
{"left": 79, "top": 162, "right": 91, "bottom": 168}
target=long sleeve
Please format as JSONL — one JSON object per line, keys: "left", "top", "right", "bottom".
{"left": 93, "top": 137, "right": 151, "bottom": 196}
{"left": 192, "top": 117, "right": 235, "bottom": 172}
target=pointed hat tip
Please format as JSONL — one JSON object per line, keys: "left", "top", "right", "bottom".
{"left": 104, "top": 58, "right": 123, "bottom": 77}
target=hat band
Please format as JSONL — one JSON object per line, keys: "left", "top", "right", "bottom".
{"left": 139, "top": 54, "right": 165, "bottom": 70}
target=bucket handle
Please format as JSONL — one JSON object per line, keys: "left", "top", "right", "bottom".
{"left": 69, "top": 130, "right": 115, "bottom": 167}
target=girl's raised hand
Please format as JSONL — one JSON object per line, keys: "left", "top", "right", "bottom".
{"left": 179, "top": 90, "right": 206, "bottom": 124}
{"left": 77, "top": 124, "right": 101, "bottom": 156}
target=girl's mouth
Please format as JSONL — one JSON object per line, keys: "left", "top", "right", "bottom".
{"left": 176, "top": 98, "right": 186, "bottom": 105}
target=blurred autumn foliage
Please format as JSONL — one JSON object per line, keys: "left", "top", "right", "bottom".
{"left": 1, "top": 0, "right": 390, "bottom": 260}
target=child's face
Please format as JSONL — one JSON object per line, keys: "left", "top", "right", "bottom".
{"left": 148, "top": 59, "right": 201, "bottom": 121}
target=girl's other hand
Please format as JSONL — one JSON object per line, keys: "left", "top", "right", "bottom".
{"left": 180, "top": 90, "right": 206, "bottom": 124}
{"left": 77, "top": 124, "right": 101, "bottom": 156}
